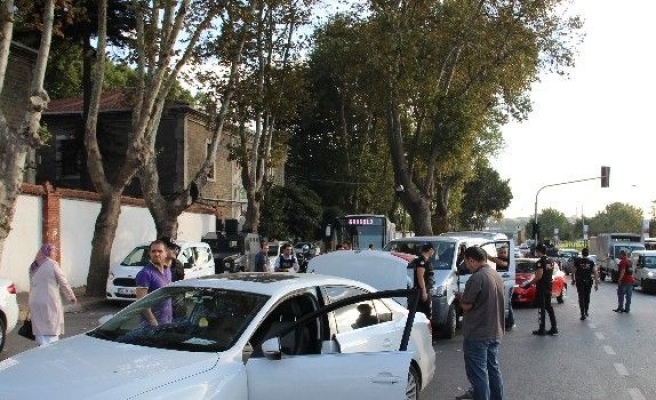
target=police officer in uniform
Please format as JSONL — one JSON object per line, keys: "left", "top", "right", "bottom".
{"left": 522, "top": 243, "right": 558, "bottom": 335}
{"left": 571, "top": 247, "right": 599, "bottom": 320}
{"left": 410, "top": 243, "right": 435, "bottom": 320}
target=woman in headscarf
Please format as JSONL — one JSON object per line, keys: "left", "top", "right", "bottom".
{"left": 28, "top": 243, "right": 77, "bottom": 346}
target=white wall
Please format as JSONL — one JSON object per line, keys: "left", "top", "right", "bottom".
{"left": 2, "top": 194, "right": 217, "bottom": 292}
{"left": 0, "top": 195, "right": 42, "bottom": 291}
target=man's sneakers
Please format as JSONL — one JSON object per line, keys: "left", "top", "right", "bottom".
{"left": 455, "top": 389, "right": 474, "bottom": 400}
{"left": 580, "top": 315, "right": 586, "bottom": 321}
{"left": 613, "top": 308, "right": 625, "bottom": 313}
{"left": 546, "top": 328, "right": 559, "bottom": 336}
{"left": 532, "top": 329, "right": 546, "bottom": 336}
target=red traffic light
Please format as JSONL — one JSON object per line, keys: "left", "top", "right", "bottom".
{"left": 601, "top": 166, "right": 610, "bottom": 188}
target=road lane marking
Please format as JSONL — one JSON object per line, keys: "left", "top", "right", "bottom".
{"left": 628, "top": 388, "right": 646, "bottom": 400}
{"left": 595, "top": 332, "right": 605, "bottom": 340}
{"left": 614, "top": 363, "right": 629, "bottom": 376}
{"left": 603, "top": 345, "right": 616, "bottom": 355}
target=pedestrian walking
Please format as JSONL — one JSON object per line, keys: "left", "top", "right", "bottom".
{"left": 571, "top": 247, "right": 599, "bottom": 320}
{"left": 614, "top": 250, "right": 634, "bottom": 313}
{"left": 522, "top": 243, "right": 558, "bottom": 336}
{"left": 254, "top": 241, "right": 271, "bottom": 272}
{"left": 454, "top": 246, "right": 505, "bottom": 400}
{"left": 28, "top": 243, "right": 77, "bottom": 346}
{"left": 409, "top": 243, "right": 435, "bottom": 320}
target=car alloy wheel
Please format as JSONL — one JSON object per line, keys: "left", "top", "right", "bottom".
{"left": 406, "top": 365, "right": 420, "bottom": 400}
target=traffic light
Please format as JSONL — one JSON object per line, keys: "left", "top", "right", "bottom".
{"left": 532, "top": 222, "right": 540, "bottom": 239}
{"left": 601, "top": 166, "right": 610, "bottom": 188}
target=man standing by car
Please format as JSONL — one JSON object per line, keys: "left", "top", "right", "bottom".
{"left": 614, "top": 250, "right": 634, "bottom": 313}
{"left": 522, "top": 243, "right": 558, "bottom": 336}
{"left": 274, "top": 243, "right": 300, "bottom": 272}
{"left": 572, "top": 248, "right": 599, "bottom": 320}
{"left": 254, "top": 241, "right": 270, "bottom": 272}
{"left": 409, "top": 243, "right": 435, "bottom": 320}
{"left": 135, "top": 240, "right": 172, "bottom": 326}
{"left": 455, "top": 246, "right": 505, "bottom": 400}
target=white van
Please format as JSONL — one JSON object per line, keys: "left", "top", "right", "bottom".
{"left": 631, "top": 249, "right": 656, "bottom": 292}
{"left": 106, "top": 241, "right": 215, "bottom": 301}
{"left": 383, "top": 234, "right": 515, "bottom": 339}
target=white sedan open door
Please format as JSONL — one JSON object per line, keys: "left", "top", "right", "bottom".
{"left": 247, "top": 289, "right": 419, "bottom": 400}
{"left": 247, "top": 351, "right": 412, "bottom": 400}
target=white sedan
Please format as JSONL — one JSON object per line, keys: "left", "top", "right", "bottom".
{"left": 0, "top": 278, "right": 19, "bottom": 353}
{"left": 0, "top": 273, "right": 435, "bottom": 400}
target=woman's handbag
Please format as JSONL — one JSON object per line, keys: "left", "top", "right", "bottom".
{"left": 17, "top": 314, "right": 35, "bottom": 341}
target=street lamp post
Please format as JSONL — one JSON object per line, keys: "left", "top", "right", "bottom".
{"left": 533, "top": 176, "right": 604, "bottom": 245}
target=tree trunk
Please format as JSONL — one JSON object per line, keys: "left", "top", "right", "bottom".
{"left": 245, "top": 192, "right": 261, "bottom": 233}
{"left": 86, "top": 192, "right": 122, "bottom": 296}
{"left": 401, "top": 191, "right": 433, "bottom": 236}
{"left": 0, "top": 144, "right": 26, "bottom": 243}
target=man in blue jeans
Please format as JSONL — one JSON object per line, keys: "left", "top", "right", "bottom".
{"left": 455, "top": 246, "right": 505, "bottom": 400}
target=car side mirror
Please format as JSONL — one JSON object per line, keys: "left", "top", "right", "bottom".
{"left": 184, "top": 262, "right": 193, "bottom": 269}
{"left": 262, "top": 337, "right": 282, "bottom": 360}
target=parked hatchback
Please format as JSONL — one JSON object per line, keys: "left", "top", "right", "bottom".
{"left": 0, "top": 278, "right": 19, "bottom": 353}
{"left": 513, "top": 258, "right": 568, "bottom": 306}
{"left": 106, "top": 241, "right": 215, "bottom": 301}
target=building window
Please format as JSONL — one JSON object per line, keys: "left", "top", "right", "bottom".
{"left": 55, "top": 131, "right": 81, "bottom": 180}
{"left": 206, "top": 140, "right": 216, "bottom": 181}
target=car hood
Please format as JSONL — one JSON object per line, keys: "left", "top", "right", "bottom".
{"left": 111, "top": 264, "right": 143, "bottom": 278}
{"left": 0, "top": 335, "right": 220, "bottom": 399}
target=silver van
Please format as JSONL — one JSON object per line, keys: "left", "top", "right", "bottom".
{"left": 384, "top": 234, "right": 515, "bottom": 339}
{"left": 106, "top": 241, "right": 215, "bottom": 301}
{"left": 631, "top": 250, "right": 656, "bottom": 292}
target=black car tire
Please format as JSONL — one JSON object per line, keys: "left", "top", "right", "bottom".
{"left": 438, "top": 304, "right": 457, "bottom": 339}
{"left": 0, "top": 317, "right": 6, "bottom": 353}
{"left": 406, "top": 364, "right": 420, "bottom": 400}
{"left": 556, "top": 285, "right": 567, "bottom": 304}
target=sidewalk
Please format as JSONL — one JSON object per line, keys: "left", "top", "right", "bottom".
{"left": 16, "top": 286, "right": 106, "bottom": 320}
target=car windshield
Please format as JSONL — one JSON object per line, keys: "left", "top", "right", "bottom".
{"left": 121, "top": 246, "right": 150, "bottom": 266}
{"left": 384, "top": 240, "right": 456, "bottom": 270}
{"left": 516, "top": 261, "right": 536, "bottom": 273}
{"left": 642, "top": 256, "right": 656, "bottom": 268}
{"left": 614, "top": 245, "right": 645, "bottom": 258}
{"left": 87, "top": 287, "right": 269, "bottom": 352}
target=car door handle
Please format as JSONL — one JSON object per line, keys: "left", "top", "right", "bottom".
{"left": 372, "top": 372, "right": 401, "bottom": 384}
{"left": 501, "top": 273, "right": 510, "bottom": 278}
{"left": 382, "top": 338, "right": 393, "bottom": 348}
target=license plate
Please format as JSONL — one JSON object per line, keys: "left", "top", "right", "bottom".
{"left": 118, "top": 288, "right": 135, "bottom": 295}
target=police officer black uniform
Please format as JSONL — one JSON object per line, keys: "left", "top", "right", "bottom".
{"left": 410, "top": 243, "right": 435, "bottom": 320}
{"left": 523, "top": 243, "right": 558, "bottom": 336}
{"left": 572, "top": 247, "right": 599, "bottom": 320}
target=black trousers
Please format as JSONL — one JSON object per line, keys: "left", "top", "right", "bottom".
{"left": 537, "top": 291, "right": 557, "bottom": 330}
{"left": 576, "top": 280, "right": 593, "bottom": 315}
{"left": 418, "top": 297, "right": 432, "bottom": 322}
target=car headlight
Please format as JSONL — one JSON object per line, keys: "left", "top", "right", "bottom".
{"left": 648, "top": 271, "right": 654, "bottom": 278}
{"left": 108, "top": 272, "right": 115, "bottom": 280}
{"left": 224, "top": 262, "right": 231, "bottom": 267}
{"left": 434, "top": 285, "right": 447, "bottom": 297}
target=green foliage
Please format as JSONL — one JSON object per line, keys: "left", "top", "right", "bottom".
{"left": 587, "top": 202, "right": 643, "bottom": 235}
{"left": 259, "top": 184, "right": 323, "bottom": 241}
{"left": 525, "top": 208, "right": 571, "bottom": 242}
{"left": 458, "top": 161, "right": 513, "bottom": 230}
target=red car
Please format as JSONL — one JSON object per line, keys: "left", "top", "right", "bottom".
{"left": 513, "top": 258, "right": 568, "bottom": 306}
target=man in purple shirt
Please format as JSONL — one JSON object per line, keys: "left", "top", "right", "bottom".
{"left": 135, "top": 240, "right": 172, "bottom": 325}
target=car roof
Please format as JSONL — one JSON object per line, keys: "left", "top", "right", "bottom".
{"left": 516, "top": 257, "right": 538, "bottom": 262}
{"left": 631, "top": 250, "right": 656, "bottom": 255}
{"left": 169, "top": 272, "right": 376, "bottom": 297}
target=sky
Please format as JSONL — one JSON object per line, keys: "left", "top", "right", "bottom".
{"left": 491, "top": 0, "right": 656, "bottom": 219}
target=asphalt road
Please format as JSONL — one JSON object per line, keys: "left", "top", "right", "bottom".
{"left": 3, "top": 280, "right": 656, "bottom": 400}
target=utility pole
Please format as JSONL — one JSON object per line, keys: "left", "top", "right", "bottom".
{"left": 534, "top": 168, "right": 610, "bottom": 245}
